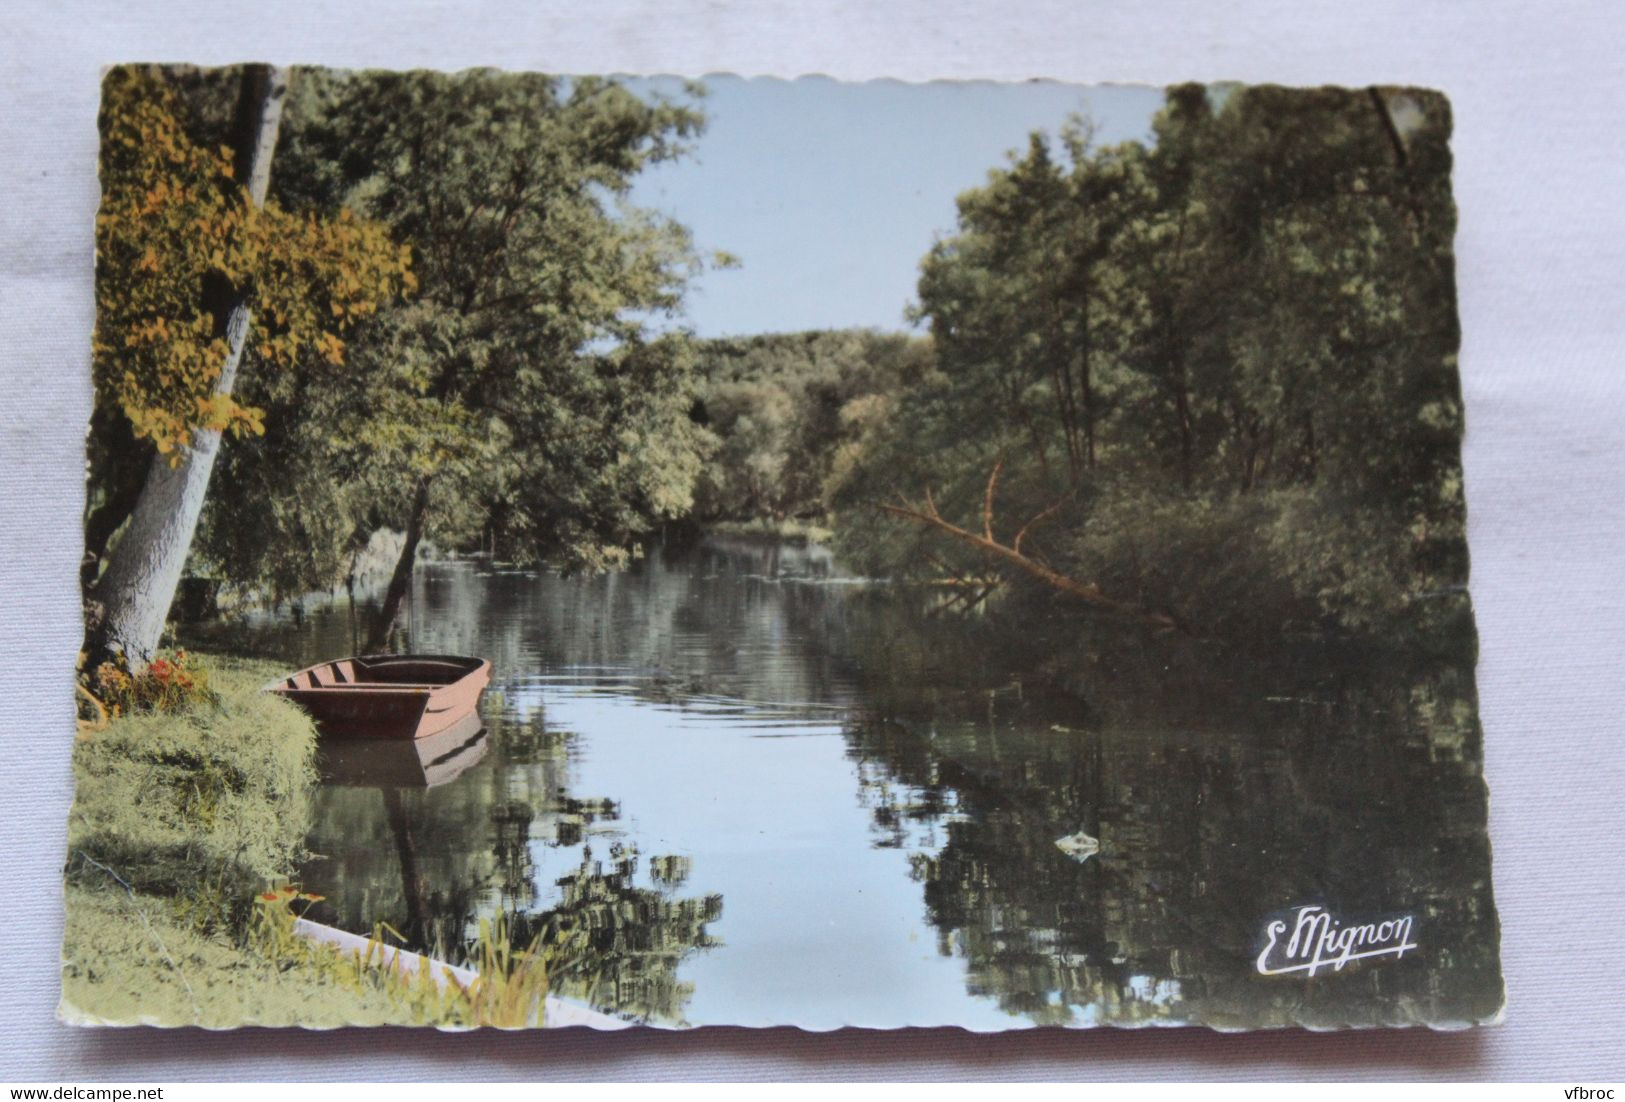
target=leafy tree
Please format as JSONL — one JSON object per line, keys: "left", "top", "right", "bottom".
{"left": 834, "top": 84, "right": 1467, "bottom": 639}
{"left": 84, "top": 66, "right": 414, "bottom": 665}
{"left": 690, "top": 330, "right": 932, "bottom": 524}
{"left": 196, "top": 70, "right": 716, "bottom": 649}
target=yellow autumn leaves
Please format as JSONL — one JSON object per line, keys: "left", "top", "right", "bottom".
{"left": 94, "top": 67, "right": 416, "bottom": 459}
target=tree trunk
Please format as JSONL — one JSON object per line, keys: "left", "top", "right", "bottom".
{"left": 1080, "top": 350, "right": 1096, "bottom": 470}
{"left": 1174, "top": 375, "right": 1195, "bottom": 491}
{"left": 1073, "top": 274, "right": 1097, "bottom": 471}
{"left": 85, "top": 66, "right": 289, "bottom": 667}
{"left": 81, "top": 447, "right": 149, "bottom": 588}
{"left": 365, "top": 476, "right": 432, "bottom": 654}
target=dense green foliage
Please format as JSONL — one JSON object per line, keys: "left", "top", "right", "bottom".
{"left": 90, "top": 75, "right": 1468, "bottom": 648}
{"left": 690, "top": 330, "right": 932, "bottom": 524}
{"left": 829, "top": 84, "right": 1467, "bottom": 638}
{"left": 192, "top": 70, "right": 716, "bottom": 605}
{"left": 83, "top": 66, "right": 414, "bottom": 593}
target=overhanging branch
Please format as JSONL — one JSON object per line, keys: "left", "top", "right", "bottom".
{"left": 880, "top": 467, "right": 1183, "bottom": 632}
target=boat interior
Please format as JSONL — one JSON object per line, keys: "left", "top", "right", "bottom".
{"left": 280, "top": 655, "right": 486, "bottom": 691}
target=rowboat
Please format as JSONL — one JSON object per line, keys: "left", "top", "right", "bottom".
{"left": 264, "top": 654, "right": 491, "bottom": 740}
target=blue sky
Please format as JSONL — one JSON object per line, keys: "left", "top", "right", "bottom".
{"left": 620, "top": 76, "right": 1166, "bottom": 338}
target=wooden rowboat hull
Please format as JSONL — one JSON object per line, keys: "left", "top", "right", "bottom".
{"left": 264, "top": 654, "right": 491, "bottom": 740}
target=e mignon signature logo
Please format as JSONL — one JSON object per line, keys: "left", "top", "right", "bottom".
{"left": 1256, "top": 905, "right": 1418, "bottom": 977}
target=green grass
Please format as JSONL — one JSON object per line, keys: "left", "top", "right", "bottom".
{"left": 60, "top": 882, "right": 426, "bottom": 1028}
{"left": 61, "top": 880, "right": 570, "bottom": 1029}
{"left": 68, "top": 654, "right": 317, "bottom": 915}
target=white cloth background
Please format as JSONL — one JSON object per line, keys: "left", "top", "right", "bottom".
{"left": 2, "top": 0, "right": 1621, "bottom": 1081}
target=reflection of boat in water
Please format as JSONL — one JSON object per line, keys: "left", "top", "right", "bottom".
{"left": 316, "top": 711, "right": 490, "bottom": 788}
{"left": 265, "top": 654, "right": 491, "bottom": 739}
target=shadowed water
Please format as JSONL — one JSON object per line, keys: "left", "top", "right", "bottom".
{"left": 192, "top": 537, "right": 1502, "bottom": 1030}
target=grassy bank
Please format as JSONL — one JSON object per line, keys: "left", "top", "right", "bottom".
{"left": 62, "top": 654, "right": 558, "bottom": 1028}
{"left": 68, "top": 656, "right": 315, "bottom": 914}
{"left": 707, "top": 517, "right": 834, "bottom": 545}
{"left": 60, "top": 882, "right": 429, "bottom": 1028}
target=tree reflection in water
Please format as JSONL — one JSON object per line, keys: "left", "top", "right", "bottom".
{"left": 842, "top": 644, "right": 1501, "bottom": 1029}
{"left": 510, "top": 848, "right": 723, "bottom": 1026}
{"left": 229, "top": 540, "right": 1500, "bottom": 1029}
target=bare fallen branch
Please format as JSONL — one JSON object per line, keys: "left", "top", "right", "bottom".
{"left": 880, "top": 467, "right": 1183, "bottom": 631}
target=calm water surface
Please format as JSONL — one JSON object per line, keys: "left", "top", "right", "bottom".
{"left": 200, "top": 537, "right": 1502, "bottom": 1030}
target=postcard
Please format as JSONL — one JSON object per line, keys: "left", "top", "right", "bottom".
{"left": 62, "top": 65, "right": 1502, "bottom": 1031}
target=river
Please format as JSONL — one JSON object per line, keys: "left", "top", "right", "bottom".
{"left": 193, "top": 536, "right": 1503, "bottom": 1031}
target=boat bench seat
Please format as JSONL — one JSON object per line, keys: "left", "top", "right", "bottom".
{"left": 299, "top": 661, "right": 360, "bottom": 689}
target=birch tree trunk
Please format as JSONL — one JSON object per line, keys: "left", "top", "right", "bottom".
{"left": 86, "top": 65, "right": 289, "bottom": 666}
